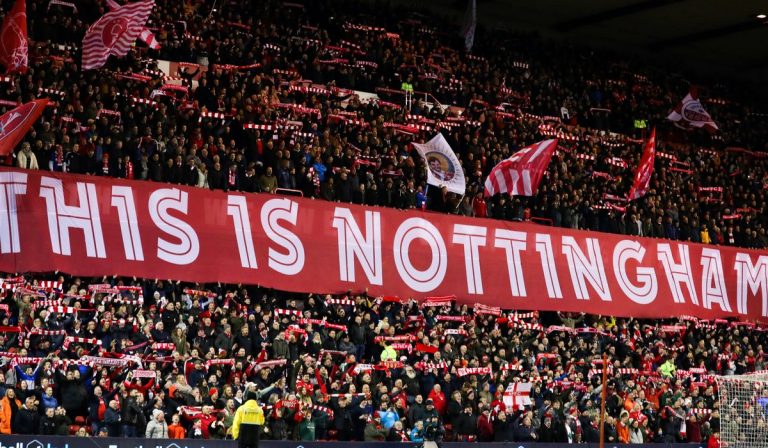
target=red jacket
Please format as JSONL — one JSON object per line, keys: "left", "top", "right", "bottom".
{"left": 477, "top": 414, "right": 494, "bottom": 441}
{"left": 428, "top": 390, "right": 447, "bottom": 416}
{"left": 198, "top": 413, "right": 218, "bottom": 439}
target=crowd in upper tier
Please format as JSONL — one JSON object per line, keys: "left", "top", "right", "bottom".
{"left": 3, "top": 0, "right": 767, "bottom": 250}
{"left": 0, "top": 0, "right": 765, "bottom": 443}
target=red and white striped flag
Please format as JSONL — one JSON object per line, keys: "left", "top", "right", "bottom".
{"left": 484, "top": 139, "right": 558, "bottom": 197}
{"left": 627, "top": 128, "right": 656, "bottom": 201}
{"left": 82, "top": 0, "right": 155, "bottom": 70}
{"left": 138, "top": 29, "right": 160, "bottom": 50}
{"left": 106, "top": 0, "right": 159, "bottom": 50}
{"left": 667, "top": 88, "right": 718, "bottom": 132}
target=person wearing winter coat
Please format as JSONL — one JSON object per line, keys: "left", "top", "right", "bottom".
{"left": 58, "top": 368, "right": 88, "bottom": 418}
{"left": 14, "top": 396, "right": 39, "bottom": 435}
{"left": 104, "top": 399, "right": 122, "bottom": 437}
{"left": 513, "top": 414, "right": 538, "bottom": 442}
{"left": 39, "top": 386, "right": 58, "bottom": 411}
{"left": 363, "top": 414, "right": 387, "bottom": 441}
{"left": 476, "top": 407, "right": 494, "bottom": 441}
{"left": 88, "top": 384, "right": 118, "bottom": 435}
{"left": 407, "top": 395, "right": 426, "bottom": 426}
{"left": 294, "top": 408, "right": 316, "bottom": 441}
{"left": 52, "top": 407, "right": 72, "bottom": 436}
{"left": 629, "top": 418, "right": 645, "bottom": 443}
{"left": 0, "top": 388, "right": 21, "bottom": 435}
{"left": 16, "top": 143, "right": 39, "bottom": 170}
{"left": 538, "top": 415, "right": 561, "bottom": 442}
{"left": 386, "top": 420, "right": 408, "bottom": 441}
{"left": 146, "top": 410, "right": 169, "bottom": 438}
{"left": 120, "top": 392, "right": 144, "bottom": 437}
{"left": 409, "top": 420, "right": 425, "bottom": 442}
{"left": 168, "top": 414, "right": 186, "bottom": 439}
{"left": 445, "top": 391, "right": 463, "bottom": 426}
{"left": 492, "top": 411, "right": 515, "bottom": 442}
{"left": 268, "top": 408, "right": 288, "bottom": 440}
{"left": 331, "top": 396, "right": 353, "bottom": 441}
{"left": 454, "top": 406, "right": 478, "bottom": 440}
{"left": 39, "top": 407, "right": 57, "bottom": 435}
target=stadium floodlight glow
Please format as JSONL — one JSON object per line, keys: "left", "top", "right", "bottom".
{"left": 757, "top": 14, "right": 767, "bottom": 19}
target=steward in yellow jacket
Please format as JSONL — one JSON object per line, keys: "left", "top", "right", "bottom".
{"left": 232, "top": 390, "right": 265, "bottom": 448}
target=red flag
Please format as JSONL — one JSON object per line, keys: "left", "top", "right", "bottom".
{"left": 667, "top": 88, "right": 718, "bottom": 132}
{"left": 0, "top": 0, "right": 28, "bottom": 74}
{"left": 627, "top": 128, "right": 656, "bottom": 201}
{"left": 0, "top": 99, "right": 47, "bottom": 156}
{"left": 81, "top": 0, "right": 155, "bottom": 70}
{"left": 484, "top": 139, "right": 557, "bottom": 197}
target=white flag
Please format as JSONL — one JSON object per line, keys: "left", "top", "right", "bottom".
{"left": 667, "top": 88, "right": 718, "bottom": 131}
{"left": 503, "top": 382, "right": 532, "bottom": 409}
{"left": 412, "top": 133, "right": 466, "bottom": 195}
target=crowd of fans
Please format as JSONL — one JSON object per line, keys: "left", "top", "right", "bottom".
{"left": 0, "top": 0, "right": 765, "bottom": 444}
{"left": 0, "top": 273, "right": 760, "bottom": 445}
{"left": 2, "top": 0, "right": 766, "bottom": 250}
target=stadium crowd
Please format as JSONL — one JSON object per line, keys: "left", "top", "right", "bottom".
{"left": 0, "top": 273, "right": 757, "bottom": 445}
{"left": 3, "top": 0, "right": 767, "bottom": 250}
{"left": 0, "top": 0, "right": 765, "bottom": 444}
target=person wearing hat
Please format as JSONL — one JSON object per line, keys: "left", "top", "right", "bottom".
{"left": 363, "top": 411, "right": 387, "bottom": 441}
{"left": 423, "top": 398, "right": 440, "bottom": 422}
{"left": 232, "top": 387, "right": 265, "bottom": 448}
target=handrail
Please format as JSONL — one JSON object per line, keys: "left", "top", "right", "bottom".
{"left": 275, "top": 188, "right": 303, "bottom": 197}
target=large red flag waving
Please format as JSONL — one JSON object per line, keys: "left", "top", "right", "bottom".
{"left": 627, "top": 128, "right": 656, "bottom": 201}
{"left": 0, "top": 0, "right": 28, "bottom": 74}
{"left": 0, "top": 99, "right": 47, "bottom": 156}
{"left": 484, "top": 139, "right": 558, "bottom": 197}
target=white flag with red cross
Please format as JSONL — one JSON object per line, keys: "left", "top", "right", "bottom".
{"left": 503, "top": 382, "right": 532, "bottom": 409}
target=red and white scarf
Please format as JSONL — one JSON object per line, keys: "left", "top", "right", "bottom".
{"left": 457, "top": 366, "right": 492, "bottom": 377}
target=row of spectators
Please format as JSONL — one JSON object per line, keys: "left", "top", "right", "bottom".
{"left": 0, "top": 0, "right": 765, "bottom": 250}
{"left": 0, "top": 273, "right": 757, "bottom": 446}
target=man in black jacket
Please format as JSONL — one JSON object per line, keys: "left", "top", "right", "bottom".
{"left": 39, "top": 406, "right": 57, "bottom": 435}
{"left": 407, "top": 395, "right": 426, "bottom": 427}
{"left": 331, "top": 396, "right": 353, "bottom": 441}
{"left": 493, "top": 411, "right": 515, "bottom": 442}
{"left": 454, "top": 406, "right": 477, "bottom": 441}
{"left": 14, "top": 396, "right": 39, "bottom": 435}
{"left": 121, "top": 391, "right": 143, "bottom": 437}
{"left": 208, "top": 161, "right": 226, "bottom": 190}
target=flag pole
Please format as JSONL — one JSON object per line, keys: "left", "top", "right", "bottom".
{"left": 599, "top": 352, "right": 608, "bottom": 448}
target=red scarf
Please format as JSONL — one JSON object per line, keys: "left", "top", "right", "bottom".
{"left": 56, "top": 147, "right": 63, "bottom": 166}
{"left": 98, "top": 397, "right": 107, "bottom": 420}
{"left": 126, "top": 161, "right": 133, "bottom": 179}
{"left": 102, "top": 154, "right": 110, "bottom": 175}
{"left": 315, "top": 368, "right": 327, "bottom": 395}
{"left": 228, "top": 170, "right": 236, "bottom": 186}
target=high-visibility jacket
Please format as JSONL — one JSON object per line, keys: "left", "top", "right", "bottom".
{"left": 380, "top": 345, "right": 397, "bottom": 361}
{"left": 232, "top": 399, "right": 264, "bottom": 440}
{"left": 659, "top": 360, "right": 676, "bottom": 378}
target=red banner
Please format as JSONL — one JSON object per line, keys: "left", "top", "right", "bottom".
{"left": 1, "top": 168, "right": 767, "bottom": 321}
